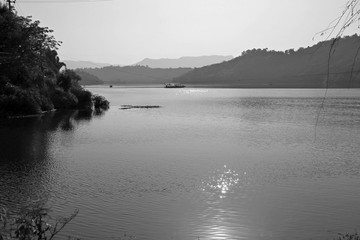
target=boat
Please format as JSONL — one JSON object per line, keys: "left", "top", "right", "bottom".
{"left": 164, "top": 83, "right": 185, "bottom": 88}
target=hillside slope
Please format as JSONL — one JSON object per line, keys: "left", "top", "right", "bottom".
{"left": 74, "top": 70, "right": 104, "bottom": 85}
{"left": 175, "top": 35, "right": 360, "bottom": 88}
{"left": 79, "top": 65, "right": 192, "bottom": 85}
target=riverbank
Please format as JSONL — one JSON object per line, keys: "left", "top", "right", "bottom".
{"left": 0, "top": 82, "right": 109, "bottom": 118}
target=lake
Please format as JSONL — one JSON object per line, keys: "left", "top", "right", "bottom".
{"left": 1, "top": 88, "right": 360, "bottom": 240}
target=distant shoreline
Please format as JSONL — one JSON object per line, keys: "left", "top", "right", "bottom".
{"left": 84, "top": 84, "right": 360, "bottom": 89}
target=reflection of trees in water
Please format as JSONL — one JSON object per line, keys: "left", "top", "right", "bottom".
{"left": 48, "top": 109, "right": 106, "bottom": 131}
{"left": 73, "top": 108, "right": 105, "bottom": 122}
{"left": 0, "top": 110, "right": 106, "bottom": 211}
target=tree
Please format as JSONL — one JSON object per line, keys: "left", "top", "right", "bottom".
{"left": 310, "top": 0, "right": 360, "bottom": 90}
{"left": 0, "top": 204, "right": 79, "bottom": 240}
{"left": 0, "top": 3, "right": 109, "bottom": 117}
{"left": 44, "top": 49, "right": 66, "bottom": 78}
{"left": 57, "top": 69, "right": 81, "bottom": 92}
{"left": 316, "top": 0, "right": 360, "bottom": 40}
{"left": 0, "top": 3, "right": 62, "bottom": 87}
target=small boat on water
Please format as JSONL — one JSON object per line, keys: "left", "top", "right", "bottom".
{"left": 164, "top": 83, "right": 185, "bottom": 88}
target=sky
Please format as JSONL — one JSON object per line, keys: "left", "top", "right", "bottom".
{"left": 9, "top": 0, "right": 359, "bottom": 65}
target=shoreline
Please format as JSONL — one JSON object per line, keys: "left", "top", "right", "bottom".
{"left": 3, "top": 108, "right": 93, "bottom": 120}
{"left": 6, "top": 109, "right": 58, "bottom": 119}
{"left": 84, "top": 84, "right": 360, "bottom": 89}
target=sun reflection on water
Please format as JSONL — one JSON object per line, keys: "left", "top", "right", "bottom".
{"left": 176, "top": 89, "right": 209, "bottom": 95}
{"left": 202, "top": 165, "right": 242, "bottom": 198}
{"left": 196, "top": 165, "right": 250, "bottom": 239}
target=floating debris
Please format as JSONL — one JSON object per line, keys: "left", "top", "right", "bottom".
{"left": 120, "top": 105, "right": 161, "bottom": 110}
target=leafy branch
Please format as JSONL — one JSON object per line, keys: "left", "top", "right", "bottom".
{"left": 0, "top": 204, "right": 79, "bottom": 240}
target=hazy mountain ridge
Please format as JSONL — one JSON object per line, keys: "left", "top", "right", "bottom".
{"left": 64, "top": 60, "right": 113, "bottom": 69}
{"left": 174, "top": 35, "right": 360, "bottom": 88}
{"left": 78, "top": 65, "right": 192, "bottom": 85}
{"left": 135, "top": 55, "right": 233, "bottom": 68}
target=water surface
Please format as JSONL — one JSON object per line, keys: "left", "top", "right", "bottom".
{"left": 1, "top": 88, "right": 360, "bottom": 240}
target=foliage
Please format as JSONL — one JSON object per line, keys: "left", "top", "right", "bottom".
{"left": 0, "top": 4, "right": 109, "bottom": 117}
{"left": 44, "top": 49, "right": 66, "bottom": 77}
{"left": 57, "top": 70, "right": 81, "bottom": 92}
{"left": 336, "top": 232, "right": 360, "bottom": 240}
{"left": 92, "top": 95, "right": 109, "bottom": 110}
{"left": 0, "top": 3, "right": 61, "bottom": 87}
{"left": 71, "top": 88, "right": 93, "bottom": 110}
{"left": 0, "top": 205, "right": 78, "bottom": 240}
{"left": 50, "top": 88, "right": 78, "bottom": 110}
{"left": 315, "top": 0, "right": 360, "bottom": 40}
{"left": 0, "top": 84, "right": 53, "bottom": 117}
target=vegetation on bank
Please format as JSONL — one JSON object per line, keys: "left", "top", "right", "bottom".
{"left": 0, "top": 4, "right": 109, "bottom": 118}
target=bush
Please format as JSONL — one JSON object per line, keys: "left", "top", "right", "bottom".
{"left": 0, "top": 204, "right": 78, "bottom": 240}
{"left": 38, "top": 94, "right": 54, "bottom": 112}
{"left": 336, "top": 232, "right": 360, "bottom": 240}
{"left": 92, "top": 94, "right": 110, "bottom": 110}
{"left": 71, "top": 87, "right": 93, "bottom": 110}
{"left": 57, "top": 70, "right": 81, "bottom": 92}
{"left": 0, "top": 83, "right": 57, "bottom": 117}
{"left": 27, "top": 88, "right": 54, "bottom": 112}
{"left": 50, "top": 88, "right": 78, "bottom": 110}
{"left": 0, "top": 82, "right": 111, "bottom": 117}
{"left": 0, "top": 76, "right": 10, "bottom": 89}
{"left": 0, "top": 87, "right": 42, "bottom": 117}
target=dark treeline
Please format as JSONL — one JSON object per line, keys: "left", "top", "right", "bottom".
{"left": 0, "top": 4, "right": 109, "bottom": 117}
{"left": 175, "top": 35, "right": 360, "bottom": 88}
{"left": 78, "top": 65, "right": 192, "bottom": 85}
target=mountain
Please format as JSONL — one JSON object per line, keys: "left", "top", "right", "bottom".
{"left": 134, "top": 55, "right": 233, "bottom": 68}
{"left": 174, "top": 35, "right": 360, "bottom": 88}
{"left": 64, "top": 60, "right": 113, "bottom": 69}
{"left": 74, "top": 70, "right": 104, "bottom": 85}
{"left": 78, "top": 65, "right": 192, "bottom": 85}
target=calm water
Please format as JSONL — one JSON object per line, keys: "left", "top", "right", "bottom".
{"left": 1, "top": 88, "right": 360, "bottom": 240}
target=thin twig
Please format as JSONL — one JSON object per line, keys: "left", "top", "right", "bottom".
{"left": 349, "top": 39, "right": 360, "bottom": 87}
{"left": 49, "top": 209, "right": 79, "bottom": 240}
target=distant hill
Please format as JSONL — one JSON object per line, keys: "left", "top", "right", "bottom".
{"left": 78, "top": 65, "right": 192, "bottom": 85}
{"left": 74, "top": 70, "right": 104, "bottom": 85}
{"left": 64, "top": 60, "right": 113, "bottom": 69}
{"left": 175, "top": 35, "right": 360, "bottom": 88}
{"left": 134, "top": 55, "right": 233, "bottom": 68}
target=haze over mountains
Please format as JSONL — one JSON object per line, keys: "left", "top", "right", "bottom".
{"left": 66, "top": 55, "right": 233, "bottom": 70}
{"left": 64, "top": 60, "right": 113, "bottom": 69}
{"left": 70, "top": 55, "right": 232, "bottom": 85}
{"left": 134, "top": 55, "right": 233, "bottom": 68}
{"left": 75, "top": 35, "right": 360, "bottom": 87}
